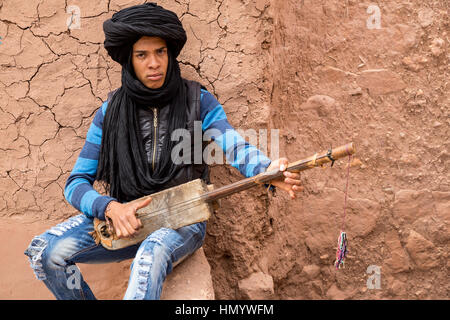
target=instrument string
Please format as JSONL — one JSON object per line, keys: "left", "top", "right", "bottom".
{"left": 334, "top": 154, "right": 352, "bottom": 269}
{"left": 138, "top": 196, "right": 208, "bottom": 222}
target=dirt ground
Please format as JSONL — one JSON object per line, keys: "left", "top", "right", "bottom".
{"left": 0, "top": 0, "right": 448, "bottom": 299}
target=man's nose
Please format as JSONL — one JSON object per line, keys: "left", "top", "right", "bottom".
{"left": 147, "top": 54, "right": 160, "bottom": 69}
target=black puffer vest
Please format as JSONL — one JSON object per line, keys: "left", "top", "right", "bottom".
{"left": 106, "top": 79, "right": 210, "bottom": 192}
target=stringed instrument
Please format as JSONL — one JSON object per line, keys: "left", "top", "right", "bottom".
{"left": 91, "top": 143, "right": 356, "bottom": 250}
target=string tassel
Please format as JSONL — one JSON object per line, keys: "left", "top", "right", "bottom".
{"left": 334, "top": 231, "right": 348, "bottom": 269}
{"left": 334, "top": 154, "right": 351, "bottom": 270}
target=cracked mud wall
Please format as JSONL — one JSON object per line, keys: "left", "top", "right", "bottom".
{"left": 0, "top": 0, "right": 274, "bottom": 299}
{"left": 0, "top": 0, "right": 272, "bottom": 220}
{"left": 0, "top": 0, "right": 449, "bottom": 300}
{"left": 262, "top": 0, "right": 449, "bottom": 300}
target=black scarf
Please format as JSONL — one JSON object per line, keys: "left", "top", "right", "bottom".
{"left": 96, "top": 3, "right": 188, "bottom": 202}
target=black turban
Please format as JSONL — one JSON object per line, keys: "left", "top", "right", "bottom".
{"left": 96, "top": 3, "right": 192, "bottom": 203}
{"left": 103, "top": 2, "right": 187, "bottom": 65}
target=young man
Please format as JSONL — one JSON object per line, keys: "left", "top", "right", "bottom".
{"left": 24, "top": 3, "right": 302, "bottom": 300}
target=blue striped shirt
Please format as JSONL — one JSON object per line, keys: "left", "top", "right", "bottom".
{"left": 64, "top": 89, "right": 272, "bottom": 220}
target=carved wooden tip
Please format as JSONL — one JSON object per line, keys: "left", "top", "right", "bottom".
{"left": 331, "top": 142, "right": 356, "bottom": 159}
{"left": 346, "top": 142, "right": 356, "bottom": 155}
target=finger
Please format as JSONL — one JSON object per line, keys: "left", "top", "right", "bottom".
{"left": 115, "top": 226, "right": 122, "bottom": 239}
{"left": 283, "top": 171, "right": 300, "bottom": 179}
{"left": 136, "top": 217, "right": 143, "bottom": 229}
{"left": 116, "top": 218, "right": 132, "bottom": 238}
{"left": 115, "top": 222, "right": 128, "bottom": 239}
{"left": 279, "top": 158, "right": 289, "bottom": 171}
{"left": 106, "top": 217, "right": 115, "bottom": 234}
{"left": 289, "top": 190, "right": 296, "bottom": 199}
{"left": 109, "top": 218, "right": 122, "bottom": 238}
{"left": 132, "top": 198, "right": 151, "bottom": 229}
{"left": 128, "top": 214, "right": 142, "bottom": 231}
{"left": 118, "top": 228, "right": 129, "bottom": 239}
{"left": 284, "top": 177, "right": 302, "bottom": 185}
{"left": 272, "top": 180, "right": 302, "bottom": 196}
{"left": 118, "top": 215, "right": 136, "bottom": 237}
{"left": 121, "top": 207, "right": 141, "bottom": 231}
{"left": 122, "top": 220, "right": 137, "bottom": 237}
{"left": 136, "top": 197, "right": 152, "bottom": 210}
{"left": 272, "top": 181, "right": 293, "bottom": 193}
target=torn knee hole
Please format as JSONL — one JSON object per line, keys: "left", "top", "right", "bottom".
{"left": 24, "top": 237, "right": 48, "bottom": 281}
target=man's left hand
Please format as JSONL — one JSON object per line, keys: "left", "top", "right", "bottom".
{"left": 266, "top": 158, "right": 303, "bottom": 199}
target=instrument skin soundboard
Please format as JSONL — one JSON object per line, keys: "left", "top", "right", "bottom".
{"left": 92, "top": 179, "right": 216, "bottom": 250}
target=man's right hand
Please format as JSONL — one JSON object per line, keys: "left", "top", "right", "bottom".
{"left": 105, "top": 197, "right": 152, "bottom": 239}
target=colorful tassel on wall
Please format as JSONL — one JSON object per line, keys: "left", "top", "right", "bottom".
{"left": 334, "top": 231, "right": 348, "bottom": 269}
{"left": 334, "top": 155, "right": 351, "bottom": 270}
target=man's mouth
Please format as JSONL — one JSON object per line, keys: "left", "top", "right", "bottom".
{"left": 146, "top": 73, "right": 163, "bottom": 81}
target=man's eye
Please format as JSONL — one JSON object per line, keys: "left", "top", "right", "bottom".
{"left": 157, "top": 48, "right": 166, "bottom": 55}
{"left": 137, "top": 53, "right": 145, "bottom": 58}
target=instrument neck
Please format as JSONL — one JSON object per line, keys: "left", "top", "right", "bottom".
{"left": 201, "top": 143, "right": 355, "bottom": 202}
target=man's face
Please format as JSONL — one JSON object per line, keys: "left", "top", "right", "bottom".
{"left": 132, "top": 36, "right": 169, "bottom": 89}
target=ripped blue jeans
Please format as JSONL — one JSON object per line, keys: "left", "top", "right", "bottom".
{"left": 24, "top": 214, "right": 206, "bottom": 300}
